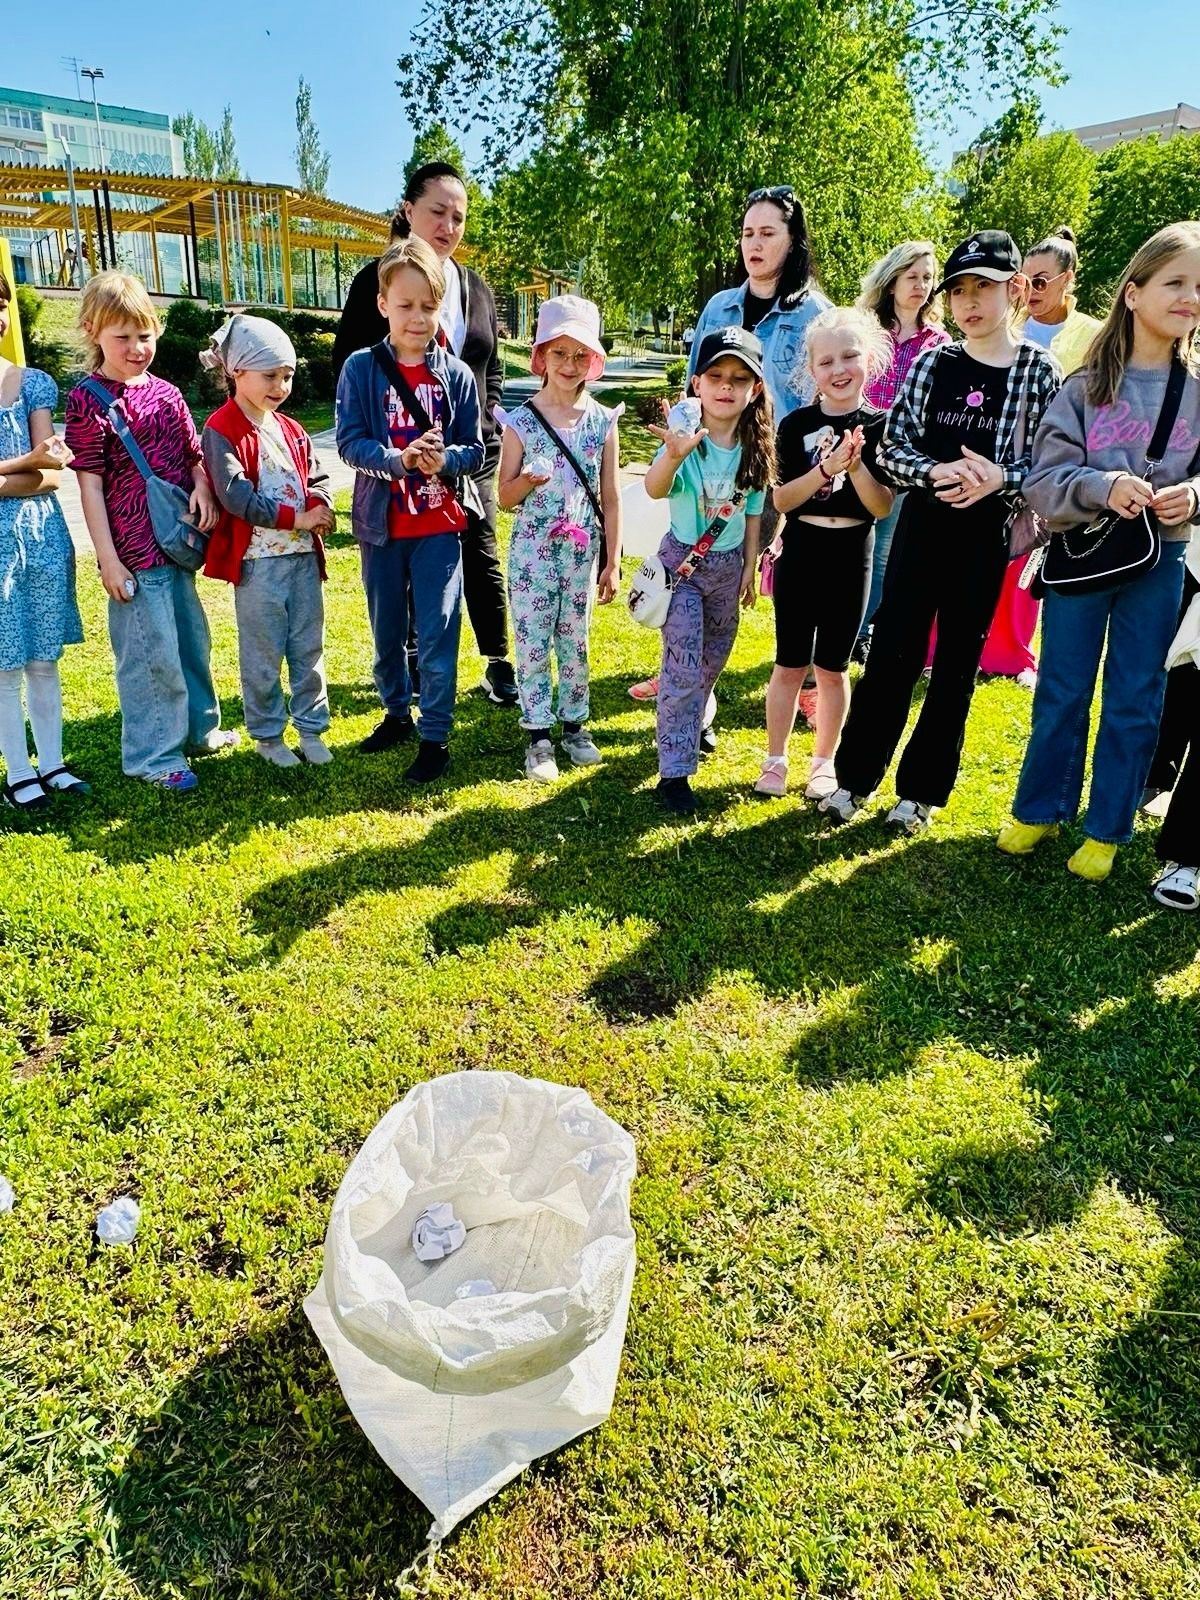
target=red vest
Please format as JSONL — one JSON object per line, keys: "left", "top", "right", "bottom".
{"left": 202, "top": 398, "right": 328, "bottom": 584}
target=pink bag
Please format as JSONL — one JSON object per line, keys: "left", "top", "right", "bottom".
{"left": 758, "top": 546, "right": 776, "bottom": 598}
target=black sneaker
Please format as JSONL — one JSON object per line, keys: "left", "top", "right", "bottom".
{"left": 654, "top": 776, "right": 697, "bottom": 815}
{"left": 483, "top": 659, "right": 520, "bottom": 706}
{"left": 406, "top": 740, "right": 450, "bottom": 783}
{"left": 698, "top": 723, "right": 718, "bottom": 757}
{"left": 360, "top": 713, "right": 416, "bottom": 754}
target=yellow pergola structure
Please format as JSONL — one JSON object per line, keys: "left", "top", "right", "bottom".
{"left": 0, "top": 162, "right": 391, "bottom": 308}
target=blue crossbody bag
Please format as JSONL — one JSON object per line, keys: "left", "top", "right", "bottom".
{"left": 80, "top": 376, "right": 208, "bottom": 572}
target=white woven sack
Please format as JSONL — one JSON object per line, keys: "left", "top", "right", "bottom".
{"left": 305, "top": 1071, "right": 636, "bottom": 1540}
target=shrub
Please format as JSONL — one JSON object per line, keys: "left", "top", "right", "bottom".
{"left": 599, "top": 333, "right": 615, "bottom": 355}
{"left": 665, "top": 358, "right": 687, "bottom": 390}
{"left": 14, "top": 285, "right": 75, "bottom": 392}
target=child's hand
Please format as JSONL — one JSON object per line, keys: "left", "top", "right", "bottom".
{"left": 649, "top": 400, "right": 707, "bottom": 462}
{"left": 844, "top": 427, "right": 867, "bottom": 473}
{"left": 190, "top": 480, "right": 220, "bottom": 531}
{"left": 946, "top": 447, "right": 1003, "bottom": 507}
{"left": 1148, "top": 481, "right": 1197, "bottom": 527}
{"left": 402, "top": 428, "right": 443, "bottom": 473}
{"left": 739, "top": 567, "right": 757, "bottom": 608}
{"left": 597, "top": 562, "right": 620, "bottom": 604}
{"left": 1106, "top": 473, "right": 1155, "bottom": 519}
{"left": 296, "top": 504, "right": 335, "bottom": 533}
{"left": 822, "top": 434, "right": 856, "bottom": 477}
{"left": 523, "top": 465, "right": 552, "bottom": 487}
{"left": 99, "top": 555, "right": 136, "bottom": 603}
{"left": 28, "top": 435, "right": 72, "bottom": 471}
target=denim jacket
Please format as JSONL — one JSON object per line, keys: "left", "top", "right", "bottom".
{"left": 685, "top": 283, "right": 831, "bottom": 421}
{"left": 335, "top": 340, "right": 484, "bottom": 546}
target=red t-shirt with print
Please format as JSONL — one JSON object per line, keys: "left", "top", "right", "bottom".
{"left": 385, "top": 361, "right": 468, "bottom": 539}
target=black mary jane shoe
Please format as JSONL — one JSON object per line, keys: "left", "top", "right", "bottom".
{"left": 2, "top": 775, "right": 52, "bottom": 812}
{"left": 38, "top": 766, "right": 92, "bottom": 797}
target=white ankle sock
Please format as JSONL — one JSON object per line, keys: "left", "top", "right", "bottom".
{"left": 0, "top": 667, "right": 35, "bottom": 788}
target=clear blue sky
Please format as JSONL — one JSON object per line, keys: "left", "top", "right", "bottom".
{"left": 2, "top": 0, "right": 1195, "bottom": 213}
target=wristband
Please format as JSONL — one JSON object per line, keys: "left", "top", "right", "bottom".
{"left": 818, "top": 461, "right": 834, "bottom": 484}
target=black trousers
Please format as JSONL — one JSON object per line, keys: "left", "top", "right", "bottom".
{"left": 834, "top": 496, "right": 1010, "bottom": 808}
{"left": 1157, "top": 721, "right": 1200, "bottom": 864}
{"left": 406, "top": 457, "right": 509, "bottom": 662}
{"left": 1146, "top": 567, "right": 1200, "bottom": 792}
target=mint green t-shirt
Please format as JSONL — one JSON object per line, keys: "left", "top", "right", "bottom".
{"left": 657, "top": 439, "right": 766, "bottom": 552}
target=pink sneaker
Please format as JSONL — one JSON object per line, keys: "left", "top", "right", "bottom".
{"left": 629, "top": 676, "right": 659, "bottom": 701}
{"left": 797, "top": 687, "right": 818, "bottom": 730}
{"left": 754, "top": 757, "right": 789, "bottom": 797}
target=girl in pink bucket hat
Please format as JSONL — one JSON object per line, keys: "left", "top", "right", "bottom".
{"left": 498, "top": 294, "right": 622, "bottom": 781}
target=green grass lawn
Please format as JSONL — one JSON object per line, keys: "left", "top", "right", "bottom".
{"left": 2, "top": 515, "right": 1200, "bottom": 1599}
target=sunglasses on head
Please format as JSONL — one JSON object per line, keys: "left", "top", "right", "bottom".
{"left": 746, "top": 185, "right": 794, "bottom": 207}
{"left": 1028, "top": 269, "right": 1069, "bottom": 293}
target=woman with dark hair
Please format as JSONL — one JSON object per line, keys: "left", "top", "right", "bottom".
{"left": 685, "top": 186, "right": 830, "bottom": 423}
{"left": 333, "top": 161, "right": 518, "bottom": 715}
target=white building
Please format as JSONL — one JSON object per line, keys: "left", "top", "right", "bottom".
{"left": 1070, "top": 103, "right": 1200, "bottom": 154}
{"left": 0, "top": 83, "right": 186, "bottom": 288}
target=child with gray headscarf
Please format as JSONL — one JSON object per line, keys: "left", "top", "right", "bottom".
{"left": 201, "top": 314, "right": 336, "bottom": 766}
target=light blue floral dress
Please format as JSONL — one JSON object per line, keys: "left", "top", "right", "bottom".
{"left": 504, "top": 396, "right": 620, "bottom": 729}
{"left": 0, "top": 368, "right": 82, "bottom": 672}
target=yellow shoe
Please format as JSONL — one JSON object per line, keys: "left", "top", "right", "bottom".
{"left": 997, "top": 821, "right": 1058, "bottom": 856}
{"left": 1067, "top": 839, "right": 1118, "bottom": 883}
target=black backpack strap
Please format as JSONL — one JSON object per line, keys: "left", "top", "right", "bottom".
{"left": 1147, "top": 359, "right": 1188, "bottom": 469}
{"left": 371, "top": 342, "right": 437, "bottom": 434}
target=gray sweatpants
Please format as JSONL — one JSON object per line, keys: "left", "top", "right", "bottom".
{"left": 233, "top": 552, "right": 329, "bottom": 739}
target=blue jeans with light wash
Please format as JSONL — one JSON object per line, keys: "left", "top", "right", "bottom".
{"left": 107, "top": 564, "right": 220, "bottom": 778}
{"left": 360, "top": 533, "right": 463, "bottom": 744}
{"left": 857, "top": 492, "right": 905, "bottom": 643}
{"left": 1012, "top": 540, "right": 1186, "bottom": 843}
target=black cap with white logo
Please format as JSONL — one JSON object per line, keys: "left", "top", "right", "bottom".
{"left": 934, "top": 230, "right": 1023, "bottom": 295}
{"left": 694, "top": 324, "right": 765, "bottom": 381}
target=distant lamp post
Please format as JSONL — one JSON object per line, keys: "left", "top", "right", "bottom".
{"left": 81, "top": 66, "right": 105, "bottom": 172}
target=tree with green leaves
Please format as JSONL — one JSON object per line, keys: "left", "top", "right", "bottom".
{"left": 396, "top": 0, "right": 1062, "bottom": 315}
{"left": 952, "top": 97, "right": 1094, "bottom": 257}
{"left": 172, "top": 106, "right": 241, "bottom": 181}
{"left": 1078, "top": 134, "right": 1200, "bottom": 312}
{"left": 402, "top": 124, "right": 468, "bottom": 189}
{"left": 294, "top": 78, "right": 332, "bottom": 195}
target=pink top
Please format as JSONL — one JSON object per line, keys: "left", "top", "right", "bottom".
{"left": 66, "top": 372, "right": 202, "bottom": 570}
{"left": 864, "top": 324, "right": 951, "bottom": 412}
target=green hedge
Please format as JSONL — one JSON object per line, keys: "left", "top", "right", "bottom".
{"left": 158, "top": 300, "right": 339, "bottom": 408}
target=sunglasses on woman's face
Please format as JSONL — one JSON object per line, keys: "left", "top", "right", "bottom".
{"left": 746, "top": 185, "right": 794, "bottom": 206}
{"left": 1028, "top": 269, "right": 1069, "bottom": 293}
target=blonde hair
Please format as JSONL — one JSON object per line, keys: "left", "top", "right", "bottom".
{"left": 377, "top": 236, "right": 446, "bottom": 301}
{"left": 805, "top": 305, "right": 894, "bottom": 383}
{"left": 1084, "top": 221, "right": 1200, "bottom": 407}
{"left": 78, "top": 271, "right": 160, "bottom": 369}
{"left": 857, "top": 240, "right": 943, "bottom": 332}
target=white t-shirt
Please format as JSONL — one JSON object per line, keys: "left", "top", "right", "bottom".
{"left": 248, "top": 415, "right": 313, "bottom": 558}
{"left": 1023, "top": 316, "right": 1059, "bottom": 351}
{"left": 439, "top": 259, "right": 467, "bottom": 356}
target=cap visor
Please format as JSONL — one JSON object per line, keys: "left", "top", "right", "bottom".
{"left": 933, "top": 267, "right": 1015, "bottom": 296}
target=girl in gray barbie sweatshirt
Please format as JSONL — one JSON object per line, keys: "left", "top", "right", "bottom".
{"left": 1000, "top": 221, "right": 1200, "bottom": 887}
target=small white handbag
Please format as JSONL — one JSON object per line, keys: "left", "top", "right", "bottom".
{"left": 626, "top": 488, "right": 747, "bottom": 630}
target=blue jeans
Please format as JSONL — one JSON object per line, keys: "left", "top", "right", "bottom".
{"left": 360, "top": 533, "right": 463, "bottom": 743}
{"left": 1013, "top": 540, "right": 1186, "bottom": 843}
{"left": 107, "top": 564, "right": 220, "bottom": 778}
{"left": 858, "top": 492, "right": 904, "bottom": 640}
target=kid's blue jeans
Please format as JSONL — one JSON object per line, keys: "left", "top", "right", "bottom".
{"left": 1013, "top": 540, "right": 1186, "bottom": 843}
{"left": 360, "top": 533, "right": 463, "bottom": 744}
{"left": 107, "top": 564, "right": 221, "bottom": 778}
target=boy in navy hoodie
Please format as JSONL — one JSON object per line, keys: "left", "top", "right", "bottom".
{"left": 336, "top": 236, "right": 483, "bottom": 782}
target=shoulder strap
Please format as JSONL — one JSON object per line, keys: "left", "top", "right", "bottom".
{"left": 674, "top": 487, "right": 749, "bottom": 578}
{"left": 1147, "top": 360, "right": 1188, "bottom": 468}
{"left": 371, "top": 342, "right": 436, "bottom": 435}
{"left": 521, "top": 400, "right": 605, "bottom": 530}
{"left": 79, "top": 375, "right": 154, "bottom": 483}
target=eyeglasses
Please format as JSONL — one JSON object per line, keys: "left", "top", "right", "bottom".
{"left": 746, "top": 185, "right": 794, "bottom": 207}
{"left": 1028, "top": 269, "right": 1069, "bottom": 293}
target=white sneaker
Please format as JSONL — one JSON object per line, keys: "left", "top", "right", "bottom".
{"left": 256, "top": 738, "right": 301, "bottom": 768}
{"left": 886, "top": 798, "right": 932, "bottom": 834}
{"left": 818, "top": 786, "right": 861, "bottom": 824}
{"left": 561, "top": 728, "right": 602, "bottom": 766}
{"left": 1015, "top": 668, "right": 1038, "bottom": 690}
{"left": 1152, "top": 861, "right": 1199, "bottom": 911}
{"left": 524, "top": 738, "right": 559, "bottom": 782}
{"left": 804, "top": 758, "right": 839, "bottom": 801}
{"left": 299, "top": 733, "right": 333, "bottom": 765}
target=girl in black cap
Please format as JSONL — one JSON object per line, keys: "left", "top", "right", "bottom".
{"left": 820, "top": 231, "right": 1060, "bottom": 832}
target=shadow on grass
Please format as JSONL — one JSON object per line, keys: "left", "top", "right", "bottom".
{"left": 109, "top": 1310, "right": 430, "bottom": 1597}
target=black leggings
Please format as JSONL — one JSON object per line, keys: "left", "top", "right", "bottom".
{"left": 772, "top": 518, "right": 873, "bottom": 673}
